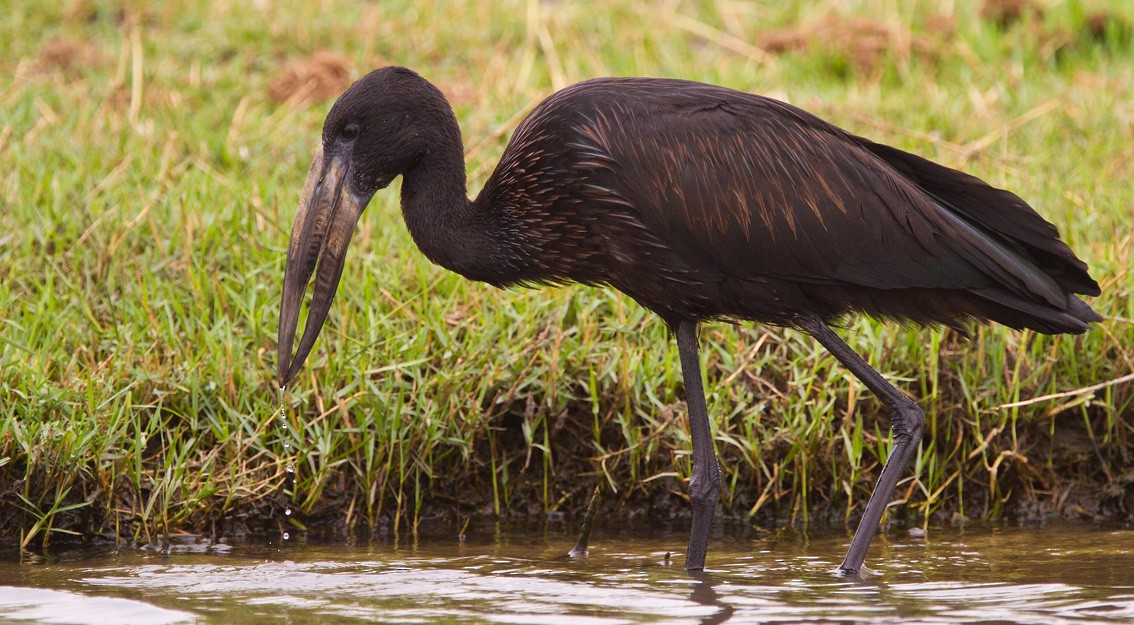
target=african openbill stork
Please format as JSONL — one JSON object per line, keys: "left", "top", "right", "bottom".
{"left": 277, "top": 67, "right": 1100, "bottom": 574}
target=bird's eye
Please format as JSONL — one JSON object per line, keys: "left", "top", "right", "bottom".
{"left": 341, "top": 123, "right": 359, "bottom": 140}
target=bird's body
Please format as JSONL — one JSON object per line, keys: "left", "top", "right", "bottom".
{"left": 278, "top": 67, "right": 1100, "bottom": 575}
{"left": 414, "top": 76, "right": 1098, "bottom": 334}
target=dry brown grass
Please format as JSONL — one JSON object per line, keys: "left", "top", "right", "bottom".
{"left": 755, "top": 15, "right": 944, "bottom": 75}
{"left": 37, "top": 38, "right": 100, "bottom": 74}
{"left": 268, "top": 51, "right": 354, "bottom": 105}
{"left": 981, "top": 0, "right": 1045, "bottom": 29}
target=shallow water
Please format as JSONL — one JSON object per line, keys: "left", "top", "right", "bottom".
{"left": 1, "top": 523, "right": 1132, "bottom": 624}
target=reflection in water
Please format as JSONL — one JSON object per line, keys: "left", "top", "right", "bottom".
{"left": 688, "top": 572, "right": 736, "bottom": 625}
{"left": 0, "top": 525, "right": 1132, "bottom": 624}
{"left": 0, "top": 586, "right": 196, "bottom": 625}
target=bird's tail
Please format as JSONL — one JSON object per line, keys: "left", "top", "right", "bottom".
{"left": 862, "top": 140, "right": 1102, "bottom": 334}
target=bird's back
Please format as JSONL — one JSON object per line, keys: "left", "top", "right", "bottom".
{"left": 477, "top": 77, "right": 1100, "bottom": 333}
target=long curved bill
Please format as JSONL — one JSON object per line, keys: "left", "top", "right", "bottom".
{"left": 277, "top": 147, "right": 366, "bottom": 386}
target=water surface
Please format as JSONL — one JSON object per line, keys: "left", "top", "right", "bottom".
{"left": 1, "top": 523, "right": 1131, "bottom": 624}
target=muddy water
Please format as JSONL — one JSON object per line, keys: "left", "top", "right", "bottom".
{"left": 1, "top": 523, "right": 1132, "bottom": 624}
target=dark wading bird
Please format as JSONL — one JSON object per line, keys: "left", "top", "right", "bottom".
{"left": 277, "top": 67, "right": 1101, "bottom": 575}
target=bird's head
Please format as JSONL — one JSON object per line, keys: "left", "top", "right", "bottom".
{"left": 277, "top": 66, "right": 454, "bottom": 386}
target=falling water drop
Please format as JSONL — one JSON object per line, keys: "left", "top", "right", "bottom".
{"left": 278, "top": 386, "right": 296, "bottom": 544}
{"left": 280, "top": 386, "right": 291, "bottom": 451}
{"left": 278, "top": 387, "right": 289, "bottom": 430}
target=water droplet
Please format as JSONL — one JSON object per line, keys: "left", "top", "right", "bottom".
{"left": 278, "top": 387, "right": 299, "bottom": 542}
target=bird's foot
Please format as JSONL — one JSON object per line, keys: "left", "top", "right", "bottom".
{"left": 833, "top": 563, "right": 875, "bottom": 578}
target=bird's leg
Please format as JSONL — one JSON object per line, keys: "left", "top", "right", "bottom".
{"left": 797, "top": 315, "right": 925, "bottom": 576}
{"left": 676, "top": 321, "right": 721, "bottom": 571}
{"left": 568, "top": 484, "right": 601, "bottom": 557}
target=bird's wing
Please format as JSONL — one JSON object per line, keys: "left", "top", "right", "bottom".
{"left": 576, "top": 92, "right": 1066, "bottom": 305}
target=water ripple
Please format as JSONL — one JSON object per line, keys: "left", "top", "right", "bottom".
{"left": 2, "top": 525, "right": 1132, "bottom": 624}
{"left": 0, "top": 586, "right": 197, "bottom": 625}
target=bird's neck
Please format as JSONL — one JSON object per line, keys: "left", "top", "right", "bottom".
{"left": 400, "top": 145, "right": 513, "bottom": 285}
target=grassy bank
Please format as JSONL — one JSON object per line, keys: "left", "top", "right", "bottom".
{"left": 1, "top": 0, "right": 1132, "bottom": 552}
